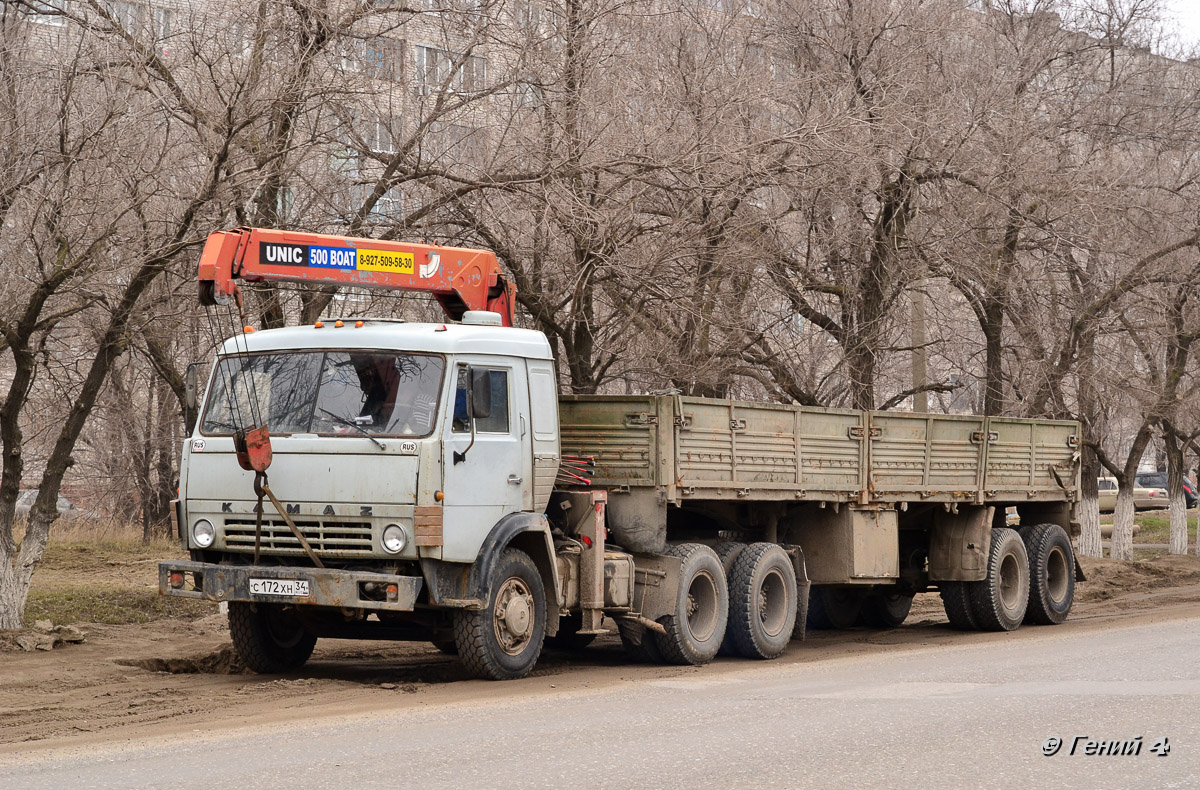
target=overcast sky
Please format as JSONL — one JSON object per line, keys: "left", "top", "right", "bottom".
{"left": 1166, "top": 0, "right": 1200, "bottom": 48}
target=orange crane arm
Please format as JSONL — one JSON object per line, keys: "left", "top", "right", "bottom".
{"left": 197, "top": 227, "right": 515, "bottom": 326}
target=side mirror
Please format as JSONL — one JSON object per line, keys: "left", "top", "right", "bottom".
{"left": 469, "top": 368, "right": 492, "bottom": 420}
{"left": 185, "top": 363, "right": 199, "bottom": 412}
{"left": 184, "top": 362, "right": 202, "bottom": 435}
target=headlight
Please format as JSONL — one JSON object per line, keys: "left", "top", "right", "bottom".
{"left": 192, "top": 518, "right": 215, "bottom": 548}
{"left": 381, "top": 523, "right": 407, "bottom": 554}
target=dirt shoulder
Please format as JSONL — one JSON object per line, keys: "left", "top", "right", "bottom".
{"left": 3, "top": 550, "right": 1200, "bottom": 755}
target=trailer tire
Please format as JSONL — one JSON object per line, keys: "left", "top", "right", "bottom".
{"left": 653, "top": 543, "right": 728, "bottom": 665}
{"left": 939, "top": 582, "right": 977, "bottom": 630}
{"left": 807, "top": 587, "right": 862, "bottom": 630}
{"left": 453, "top": 548, "right": 546, "bottom": 680}
{"left": 859, "top": 588, "right": 913, "bottom": 629}
{"left": 228, "top": 602, "right": 316, "bottom": 674}
{"left": 617, "top": 620, "right": 665, "bottom": 663}
{"left": 968, "top": 527, "right": 1030, "bottom": 631}
{"left": 545, "top": 613, "right": 597, "bottom": 651}
{"left": 714, "top": 541, "right": 747, "bottom": 657}
{"left": 1021, "top": 523, "right": 1075, "bottom": 625}
{"left": 728, "top": 543, "right": 798, "bottom": 659}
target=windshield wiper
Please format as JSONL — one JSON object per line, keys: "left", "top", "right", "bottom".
{"left": 318, "top": 408, "right": 387, "bottom": 450}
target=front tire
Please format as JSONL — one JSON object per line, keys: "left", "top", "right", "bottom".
{"left": 969, "top": 527, "right": 1030, "bottom": 631}
{"left": 654, "top": 543, "right": 728, "bottom": 665}
{"left": 1021, "top": 523, "right": 1075, "bottom": 625}
{"left": 228, "top": 602, "right": 317, "bottom": 674}
{"left": 454, "top": 548, "right": 546, "bottom": 680}
{"left": 727, "top": 543, "right": 798, "bottom": 659}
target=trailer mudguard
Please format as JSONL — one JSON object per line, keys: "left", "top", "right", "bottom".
{"left": 419, "top": 513, "right": 562, "bottom": 626}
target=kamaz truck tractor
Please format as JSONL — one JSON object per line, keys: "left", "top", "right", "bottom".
{"left": 160, "top": 228, "right": 1083, "bottom": 680}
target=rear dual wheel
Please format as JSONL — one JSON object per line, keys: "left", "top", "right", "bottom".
{"left": 807, "top": 587, "right": 863, "bottom": 630}
{"left": 941, "top": 525, "right": 1075, "bottom": 632}
{"left": 1020, "top": 523, "right": 1075, "bottom": 625}
{"left": 654, "top": 543, "right": 729, "bottom": 665}
{"left": 969, "top": 527, "right": 1030, "bottom": 631}
{"left": 859, "top": 588, "right": 913, "bottom": 629}
{"left": 726, "top": 543, "right": 798, "bottom": 659}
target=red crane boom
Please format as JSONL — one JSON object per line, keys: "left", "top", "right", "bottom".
{"left": 197, "top": 227, "right": 515, "bottom": 326}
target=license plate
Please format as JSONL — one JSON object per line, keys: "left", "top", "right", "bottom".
{"left": 249, "top": 578, "right": 309, "bottom": 597}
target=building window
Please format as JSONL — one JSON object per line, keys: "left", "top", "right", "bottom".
{"left": 106, "top": 1, "right": 146, "bottom": 34}
{"left": 27, "top": 0, "right": 69, "bottom": 26}
{"left": 415, "top": 45, "right": 486, "bottom": 94}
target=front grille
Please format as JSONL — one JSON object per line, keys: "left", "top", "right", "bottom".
{"left": 222, "top": 519, "right": 374, "bottom": 556}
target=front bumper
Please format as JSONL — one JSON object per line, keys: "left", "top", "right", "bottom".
{"left": 158, "top": 560, "right": 424, "bottom": 612}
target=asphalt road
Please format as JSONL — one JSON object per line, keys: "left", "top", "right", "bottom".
{"left": 4, "top": 618, "right": 1199, "bottom": 790}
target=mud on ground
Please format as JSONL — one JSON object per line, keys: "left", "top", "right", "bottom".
{"left": 4, "top": 552, "right": 1200, "bottom": 753}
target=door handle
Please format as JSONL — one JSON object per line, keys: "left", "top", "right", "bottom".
{"left": 507, "top": 475, "right": 523, "bottom": 485}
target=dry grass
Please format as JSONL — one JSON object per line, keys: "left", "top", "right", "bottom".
{"left": 11, "top": 516, "right": 152, "bottom": 545}
{"left": 11, "top": 518, "right": 216, "bottom": 626}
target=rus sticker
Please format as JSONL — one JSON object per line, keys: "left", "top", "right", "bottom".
{"left": 357, "top": 248, "right": 415, "bottom": 274}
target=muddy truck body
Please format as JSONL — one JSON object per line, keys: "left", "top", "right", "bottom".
{"left": 160, "top": 228, "right": 1083, "bottom": 679}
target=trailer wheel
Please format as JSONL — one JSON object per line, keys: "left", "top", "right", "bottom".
{"left": 939, "top": 582, "right": 977, "bottom": 630}
{"left": 968, "top": 527, "right": 1030, "bottom": 631}
{"left": 714, "top": 541, "right": 747, "bottom": 656}
{"left": 653, "top": 543, "right": 729, "bottom": 665}
{"left": 859, "top": 588, "right": 913, "bottom": 629}
{"left": 728, "top": 543, "right": 798, "bottom": 659}
{"left": 228, "top": 602, "right": 317, "bottom": 674}
{"left": 453, "top": 548, "right": 546, "bottom": 680}
{"left": 545, "top": 613, "right": 597, "bottom": 651}
{"left": 617, "top": 620, "right": 665, "bottom": 663}
{"left": 1021, "top": 523, "right": 1075, "bottom": 625}
{"left": 807, "top": 587, "right": 862, "bottom": 630}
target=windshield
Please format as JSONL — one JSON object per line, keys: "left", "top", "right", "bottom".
{"left": 201, "top": 350, "right": 444, "bottom": 438}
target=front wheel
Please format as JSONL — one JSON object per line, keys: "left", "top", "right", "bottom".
{"left": 228, "top": 602, "right": 317, "bottom": 674}
{"left": 454, "top": 548, "right": 546, "bottom": 680}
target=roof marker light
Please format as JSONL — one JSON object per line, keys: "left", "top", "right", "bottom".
{"left": 334, "top": 320, "right": 344, "bottom": 328}
{"left": 242, "top": 325, "right": 255, "bottom": 333}
{"left": 355, "top": 320, "right": 364, "bottom": 328}
{"left": 314, "top": 321, "right": 324, "bottom": 328}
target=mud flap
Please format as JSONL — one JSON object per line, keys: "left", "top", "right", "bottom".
{"left": 782, "top": 544, "right": 811, "bottom": 641}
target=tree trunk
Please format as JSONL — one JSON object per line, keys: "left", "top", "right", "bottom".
{"left": 981, "top": 298, "right": 1004, "bottom": 416}
{"left": 1166, "top": 428, "right": 1189, "bottom": 555}
{"left": 1079, "top": 493, "right": 1102, "bottom": 558}
{"left": 1109, "top": 487, "right": 1136, "bottom": 561}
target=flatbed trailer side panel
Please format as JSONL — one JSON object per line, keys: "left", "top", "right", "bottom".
{"left": 560, "top": 395, "right": 1080, "bottom": 505}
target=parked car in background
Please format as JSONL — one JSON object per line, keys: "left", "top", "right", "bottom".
{"left": 1097, "top": 477, "right": 1170, "bottom": 512}
{"left": 1134, "top": 472, "right": 1198, "bottom": 508}
{"left": 15, "top": 489, "right": 88, "bottom": 521}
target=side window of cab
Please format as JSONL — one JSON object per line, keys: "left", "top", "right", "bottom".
{"left": 452, "top": 366, "right": 510, "bottom": 433}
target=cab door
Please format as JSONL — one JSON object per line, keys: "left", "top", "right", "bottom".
{"left": 440, "top": 359, "right": 528, "bottom": 562}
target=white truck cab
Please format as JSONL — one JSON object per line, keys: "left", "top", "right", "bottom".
{"left": 180, "top": 317, "right": 560, "bottom": 566}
